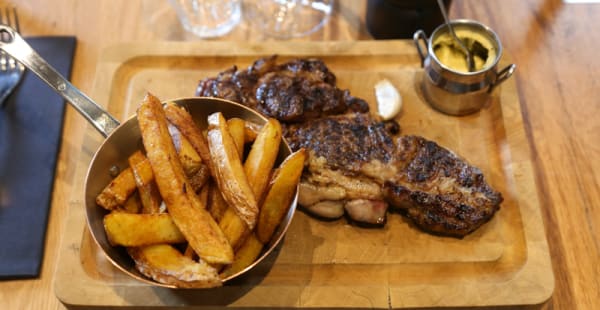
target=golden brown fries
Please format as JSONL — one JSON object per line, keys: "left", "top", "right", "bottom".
{"left": 97, "top": 94, "right": 304, "bottom": 288}
{"left": 138, "top": 94, "right": 233, "bottom": 265}
{"left": 187, "top": 165, "right": 209, "bottom": 192}
{"left": 198, "top": 183, "right": 209, "bottom": 208}
{"left": 207, "top": 182, "right": 228, "bottom": 222}
{"left": 220, "top": 233, "right": 263, "bottom": 279}
{"left": 164, "top": 103, "right": 214, "bottom": 176}
{"left": 244, "top": 121, "right": 261, "bottom": 143}
{"left": 207, "top": 112, "right": 259, "bottom": 230}
{"left": 218, "top": 207, "right": 250, "bottom": 250}
{"left": 128, "top": 244, "right": 221, "bottom": 288}
{"left": 96, "top": 167, "right": 137, "bottom": 210}
{"left": 257, "top": 149, "right": 306, "bottom": 243}
{"left": 227, "top": 117, "right": 246, "bottom": 158}
{"left": 244, "top": 118, "right": 282, "bottom": 203}
{"left": 104, "top": 213, "right": 185, "bottom": 246}
{"left": 120, "top": 193, "right": 142, "bottom": 214}
{"left": 128, "top": 151, "right": 162, "bottom": 214}
{"left": 169, "top": 124, "right": 204, "bottom": 178}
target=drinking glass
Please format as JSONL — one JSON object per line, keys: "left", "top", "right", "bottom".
{"left": 245, "top": 0, "right": 333, "bottom": 39}
{"left": 168, "top": 0, "right": 242, "bottom": 38}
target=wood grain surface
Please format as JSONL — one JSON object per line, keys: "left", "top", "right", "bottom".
{"left": 50, "top": 41, "right": 551, "bottom": 308}
{"left": 0, "top": 0, "right": 598, "bottom": 309}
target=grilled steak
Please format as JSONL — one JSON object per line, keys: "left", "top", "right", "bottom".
{"left": 195, "top": 56, "right": 503, "bottom": 237}
{"left": 196, "top": 56, "right": 369, "bottom": 122}
{"left": 384, "top": 136, "right": 503, "bottom": 236}
{"left": 286, "top": 113, "right": 399, "bottom": 226}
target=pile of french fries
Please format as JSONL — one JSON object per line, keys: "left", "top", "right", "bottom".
{"left": 96, "top": 93, "right": 305, "bottom": 288}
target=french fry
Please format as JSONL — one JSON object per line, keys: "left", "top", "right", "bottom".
{"left": 119, "top": 192, "right": 142, "bottom": 214}
{"left": 188, "top": 164, "right": 210, "bottom": 193}
{"left": 128, "top": 244, "right": 221, "bottom": 288}
{"left": 183, "top": 245, "right": 197, "bottom": 260}
{"left": 128, "top": 151, "right": 162, "bottom": 214}
{"left": 169, "top": 123, "right": 203, "bottom": 176}
{"left": 104, "top": 212, "right": 185, "bottom": 246}
{"left": 207, "top": 181, "right": 228, "bottom": 222}
{"left": 198, "top": 182, "right": 209, "bottom": 208}
{"left": 219, "top": 233, "right": 264, "bottom": 279}
{"left": 138, "top": 94, "right": 233, "bottom": 265}
{"left": 244, "top": 121, "right": 261, "bottom": 143}
{"left": 218, "top": 207, "right": 250, "bottom": 250}
{"left": 244, "top": 118, "right": 282, "bottom": 203}
{"left": 183, "top": 183, "right": 207, "bottom": 260}
{"left": 207, "top": 112, "right": 259, "bottom": 230}
{"left": 164, "top": 103, "right": 214, "bottom": 176}
{"left": 256, "top": 149, "right": 306, "bottom": 243}
{"left": 227, "top": 117, "right": 246, "bottom": 158}
{"left": 96, "top": 167, "right": 137, "bottom": 210}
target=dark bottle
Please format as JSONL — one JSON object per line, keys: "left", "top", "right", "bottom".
{"left": 366, "top": 0, "right": 452, "bottom": 39}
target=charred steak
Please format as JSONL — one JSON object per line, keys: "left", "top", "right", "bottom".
{"left": 384, "top": 136, "right": 502, "bottom": 237}
{"left": 197, "top": 56, "right": 369, "bottom": 123}
{"left": 196, "top": 56, "right": 503, "bottom": 237}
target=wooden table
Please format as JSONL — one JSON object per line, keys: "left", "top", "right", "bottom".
{"left": 1, "top": 0, "right": 598, "bottom": 309}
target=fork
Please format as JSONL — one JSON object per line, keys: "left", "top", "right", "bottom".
{"left": 0, "top": 7, "right": 25, "bottom": 107}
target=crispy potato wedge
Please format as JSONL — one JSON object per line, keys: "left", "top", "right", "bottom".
{"left": 220, "top": 233, "right": 264, "bottom": 279}
{"left": 104, "top": 212, "right": 185, "bottom": 246}
{"left": 218, "top": 207, "right": 250, "bottom": 250}
{"left": 187, "top": 164, "right": 210, "bottom": 193}
{"left": 198, "top": 182, "right": 209, "bottom": 208}
{"left": 257, "top": 149, "right": 306, "bottom": 243}
{"left": 138, "top": 94, "right": 233, "bottom": 264}
{"left": 244, "top": 121, "right": 261, "bottom": 143}
{"left": 207, "top": 181, "right": 228, "bottom": 222}
{"left": 207, "top": 112, "right": 259, "bottom": 230}
{"left": 96, "top": 167, "right": 137, "bottom": 210}
{"left": 128, "top": 244, "right": 221, "bottom": 288}
{"left": 244, "top": 118, "right": 282, "bottom": 203}
{"left": 128, "top": 151, "right": 162, "bottom": 214}
{"left": 119, "top": 192, "right": 142, "bottom": 214}
{"left": 169, "top": 123, "right": 203, "bottom": 176}
{"left": 227, "top": 117, "right": 246, "bottom": 158}
{"left": 164, "top": 103, "right": 214, "bottom": 176}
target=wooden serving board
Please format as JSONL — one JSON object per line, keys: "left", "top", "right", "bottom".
{"left": 54, "top": 41, "right": 553, "bottom": 308}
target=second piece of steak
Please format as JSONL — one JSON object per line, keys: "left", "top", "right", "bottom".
{"left": 196, "top": 56, "right": 369, "bottom": 123}
{"left": 384, "top": 136, "right": 503, "bottom": 237}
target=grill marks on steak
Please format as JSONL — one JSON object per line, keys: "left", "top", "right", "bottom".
{"left": 286, "top": 114, "right": 401, "bottom": 226}
{"left": 385, "top": 136, "right": 503, "bottom": 237}
{"left": 196, "top": 56, "right": 503, "bottom": 237}
{"left": 196, "top": 56, "right": 369, "bottom": 122}
{"left": 285, "top": 114, "right": 503, "bottom": 234}
{"left": 284, "top": 114, "right": 397, "bottom": 172}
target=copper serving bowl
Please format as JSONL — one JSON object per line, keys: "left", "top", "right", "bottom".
{"left": 84, "top": 97, "right": 297, "bottom": 287}
{"left": 0, "top": 26, "right": 297, "bottom": 288}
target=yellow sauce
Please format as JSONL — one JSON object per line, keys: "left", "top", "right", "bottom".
{"left": 433, "top": 29, "right": 497, "bottom": 72}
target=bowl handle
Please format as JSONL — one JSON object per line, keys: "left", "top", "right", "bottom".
{"left": 413, "top": 30, "right": 429, "bottom": 67}
{"left": 489, "top": 64, "right": 516, "bottom": 93}
{"left": 0, "top": 25, "right": 120, "bottom": 137}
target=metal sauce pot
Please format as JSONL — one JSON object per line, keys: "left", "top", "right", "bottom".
{"left": 413, "top": 19, "right": 516, "bottom": 116}
{"left": 0, "top": 25, "right": 296, "bottom": 287}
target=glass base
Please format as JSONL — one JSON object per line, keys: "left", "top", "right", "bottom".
{"left": 169, "top": 0, "right": 242, "bottom": 38}
{"left": 245, "top": 0, "right": 333, "bottom": 39}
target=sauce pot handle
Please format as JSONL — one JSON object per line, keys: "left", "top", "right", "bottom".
{"left": 0, "top": 25, "right": 120, "bottom": 137}
{"left": 413, "top": 30, "right": 429, "bottom": 67}
{"left": 489, "top": 64, "right": 516, "bottom": 93}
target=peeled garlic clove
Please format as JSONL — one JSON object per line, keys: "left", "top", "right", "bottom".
{"left": 374, "top": 79, "right": 402, "bottom": 120}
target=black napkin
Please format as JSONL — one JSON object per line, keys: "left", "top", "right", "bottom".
{"left": 0, "top": 36, "right": 76, "bottom": 279}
